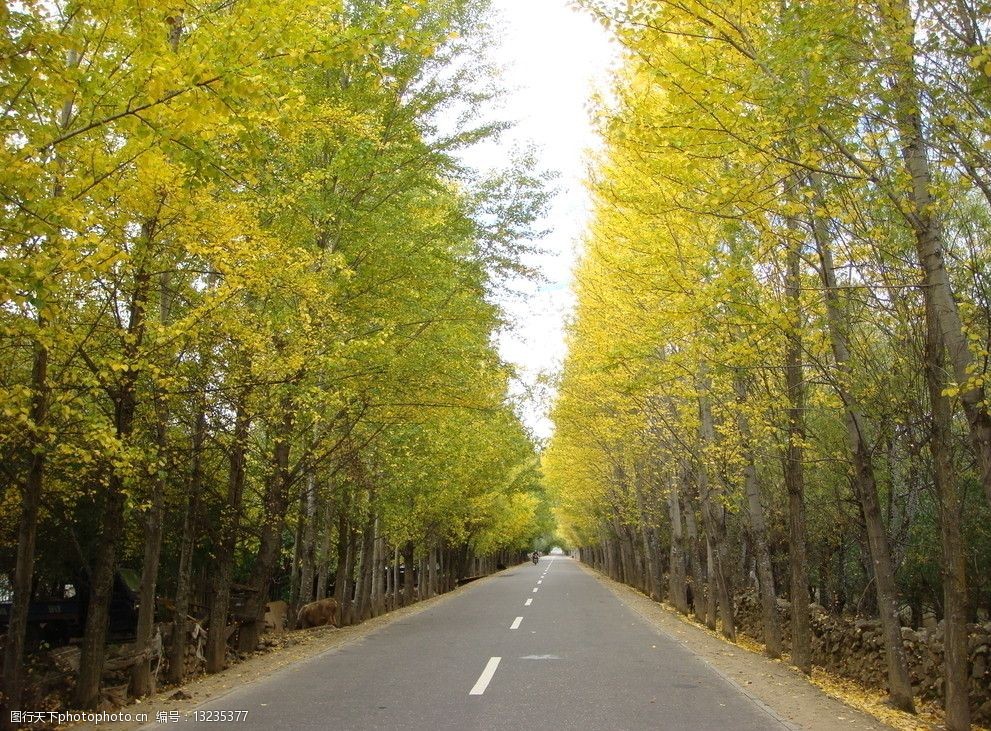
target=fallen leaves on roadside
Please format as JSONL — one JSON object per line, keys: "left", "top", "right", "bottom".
{"left": 808, "top": 669, "right": 962, "bottom": 731}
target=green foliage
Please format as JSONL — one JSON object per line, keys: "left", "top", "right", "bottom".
{"left": 1, "top": 0, "right": 552, "bottom": 614}
{"left": 550, "top": 0, "right": 991, "bottom": 618}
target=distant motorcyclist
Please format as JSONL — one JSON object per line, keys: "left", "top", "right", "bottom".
{"left": 531, "top": 551, "right": 539, "bottom": 565}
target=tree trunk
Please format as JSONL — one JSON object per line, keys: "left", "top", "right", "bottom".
{"left": 287, "top": 490, "right": 305, "bottom": 630}
{"left": 925, "top": 294, "right": 970, "bottom": 731}
{"left": 392, "top": 546, "right": 401, "bottom": 609}
{"left": 615, "top": 520, "right": 634, "bottom": 587}
{"left": 129, "top": 395, "right": 168, "bottom": 696}
{"left": 354, "top": 514, "right": 375, "bottom": 622}
{"left": 383, "top": 543, "right": 391, "bottom": 610}
{"left": 682, "top": 483, "right": 706, "bottom": 623}
{"left": 334, "top": 509, "right": 349, "bottom": 615}
{"left": 734, "top": 374, "right": 781, "bottom": 658}
{"left": 131, "top": 274, "right": 174, "bottom": 696}
{"left": 783, "top": 217, "right": 812, "bottom": 674}
{"left": 403, "top": 543, "right": 416, "bottom": 606}
{"left": 339, "top": 527, "right": 357, "bottom": 626}
{"left": 299, "top": 472, "right": 318, "bottom": 611}
{"left": 76, "top": 257, "right": 152, "bottom": 709}
{"left": 667, "top": 476, "right": 689, "bottom": 614}
{"left": 205, "top": 399, "right": 249, "bottom": 674}
{"left": 427, "top": 544, "right": 438, "bottom": 598}
{"left": 439, "top": 544, "right": 448, "bottom": 593}
{"left": 697, "top": 384, "right": 736, "bottom": 640}
{"left": 635, "top": 495, "right": 658, "bottom": 600}
{"left": 809, "top": 188, "right": 914, "bottom": 712}
{"left": 316, "top": 502, "right": 334, "bottom": 600}
{"left": 2, "top": 333, "right": 49, "bottom": 719}
{"left": 704, "top": 536, "right": 717, "bottom": 630}
{"left": 417, "top": 555, "right": 427, "bottom": 601}
{"left": 743, "top": 460, "right": 780, "bottom": 657}
{"left": 885, "top": 0, "right": 991, "bottom": 511}
{"left": 370, "top": 520, "right": 383, "bottom": 616}
{"left": 238, "top": 404, "right": 294, "bottom": 653}
{"left": 167, "top": 400, "right": 205, "bottom": 684}
{"left": 76, "top": 486, "right": 128, "bottom": 709}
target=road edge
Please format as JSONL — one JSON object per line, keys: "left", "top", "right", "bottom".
{"left": 577, "top": 560, "right": 898, "bottom": 731}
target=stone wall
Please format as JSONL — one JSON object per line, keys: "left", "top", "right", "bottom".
{"left": 733, "top": 592, "right": 991, "bottom": 723}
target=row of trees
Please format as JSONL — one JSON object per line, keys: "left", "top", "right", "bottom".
{"left": 0, "top": 0, "right": 551, "bottom": 716}
{"left": 546, "top": 1, "right": 991, "bottom": 729}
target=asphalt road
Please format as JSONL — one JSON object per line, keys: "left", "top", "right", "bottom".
{"left": 157, "top": 557, "right": 788, "bottom": 730}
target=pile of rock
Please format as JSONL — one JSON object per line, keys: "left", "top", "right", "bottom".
{"left": 158, "top": 621, "right": 209, "bottom": 678}
{"left": 733, "top": 591, "right": 991, "bottom": 723}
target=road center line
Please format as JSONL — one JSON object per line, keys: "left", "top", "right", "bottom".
{"left": 532, "top": 587, "right": 538, "bottom": 593}
{"left": 537, "top": 580, "right": 542, "bottom": 584}
{"left": 510, "top": 616, "right": 523, "bottom": 630}
{"left": 469, "top": 657, "right": 501, "bottom": 696}
{"left": 525, "top": 598, "right": 533, "bottom": 606}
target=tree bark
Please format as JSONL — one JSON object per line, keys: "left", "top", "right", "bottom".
{"left": 205, "top": 398, "right": 249, "bottom": 674}
{"left": 783, "top": 217, "right": 812, "bottom": 674}
{"left": 809, "top": 186, "right": 914, "bottom": 712}
{"left": 427, "top": 543, "right": 438, "bottom": 598}
{"left": 333, "top": 506, "right": 348, "bottom": 608}
{"left": 667, "top": 475, "right": 689, "bottom": 614}
{"left": 238, "top": 403, "right": 294, "bottom": 652}
{"left": 704, "top": 536, "right": 717, "bottom": 630}
{"left": 884, "top": 0, "right": 991, "bottom": 511}
{"left": 402, "top": 543, "right": 416, "bottom": 606}
{"left": 634, "top": 472, "right": 660, "bottom": 600}
{"left": 287, "top": 490, "right": 305, "bottom": 630}
{"left": 370, "top": 520, "right": 384, "bottom": 616}
{"left": 129, "top": 396, "right": 167, "bottom": 696}
{"left": 316, "top": 501, "right": 334, "bottom": 600}
{"left": 354, "top": 514, "right": 375, "bottom": 621}
{"left": 734, "top": 374, "right": 781, "bottom": 658}
{"left": 417, "top": 554, "right": 427, "bottom": 601}
{"left": 682, "top": 481, "right": 706, "bottom": 624}
{"left": 2, "top": 331, "right": 49, "bottom": 719}
{"left": 925, "top": 294, "right": 970, "bottom": 730}
{"left": 131, "top": 272, "right": 175, "bottom": 697}
{"left": 338, "top": 526, "right": 357, "bottom": 626}
{"left": 392, "top": 546, "right": 400, "bottom": 609}
{"left": 76, "top": 251, "right": 152, "bottom": 709}
{"left": 297, "top": 472, "right": 318, "bottom": 617}
{"left": 167, "top": 398, "right": 205, "bottom": 684}
{"left": 383, "top": 539, "right": 394, "bottom": 608}
{"left": 697, "top": 384, "right": 736, "bottom": 640}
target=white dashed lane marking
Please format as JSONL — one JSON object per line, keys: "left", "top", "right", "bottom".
{"left": 511, "top": 617, "right": 523, "bottom": 630}
{"left": 525, "top": 598, "right": 533, "bottom": 606}
{"left": 469, "top": 657, "right": 501, "bottom": 696}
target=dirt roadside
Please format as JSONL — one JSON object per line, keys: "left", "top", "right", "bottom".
{"left": 581, "top": 562, "right": 953, "bottom": 731}
{"left": 68, "top": 573, "right": 498, "bottom": 731}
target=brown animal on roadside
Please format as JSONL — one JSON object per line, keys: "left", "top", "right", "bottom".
{"left": 297, "top": 598, "right": 340, "bottom": 629}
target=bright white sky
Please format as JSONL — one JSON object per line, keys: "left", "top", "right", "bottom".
{"left": 467, "top": 0, "right": 617, "bottom": 441}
